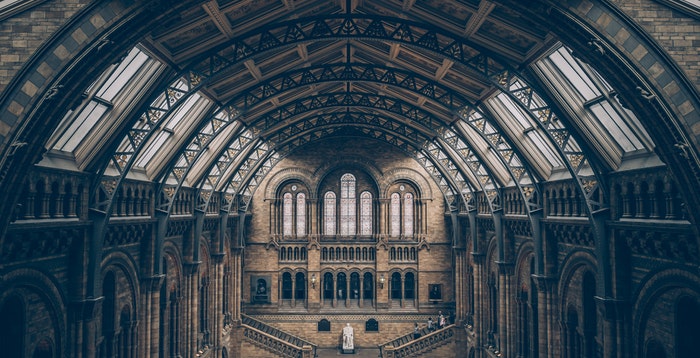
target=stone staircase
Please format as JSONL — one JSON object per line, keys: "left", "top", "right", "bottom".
{"left": 377, "top": 324, "right": 457, "bottom": 358}
{"left": 241, "top": 314, "right": 318, "bottom": 358}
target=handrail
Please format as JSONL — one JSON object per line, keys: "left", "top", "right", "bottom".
{"left": 378, "top": 325, "right": 455, "bottom": 358}
{"left": 242, "top": 326, "right": 306, "bottom": 358}
{"left": 241, "top": 314, "right": 318, "bottom": 357}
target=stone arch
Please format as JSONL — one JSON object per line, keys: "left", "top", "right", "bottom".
{"left": 631, "top": 268, "right": 700, "bottom": 357}
{"left": 381, "top": 167, "right": 434, "bottom": 200}
{"left": 311, "top": 156, "right": 383, "bottom": 197}
{"left": 0, "top": 268, "right": 66, "bottom": 358}
{"left": 557, "top": 249, "right": 598, "bottom": 315}
{"left": 100, "top": 250, "right": 140, "bottom": 312}
{"left": 263, "top": 167, "right": 315, "bottom": 200}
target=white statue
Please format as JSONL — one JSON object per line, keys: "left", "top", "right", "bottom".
{"left": 342, "top": 323, "right": 354, "bottom": 350}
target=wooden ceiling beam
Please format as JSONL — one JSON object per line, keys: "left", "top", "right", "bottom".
{"left": 202, "top": 0, "right": 234, "bottom": 39}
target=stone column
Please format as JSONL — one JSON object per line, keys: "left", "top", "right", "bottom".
{"left": 497, "top": 262, "right": 514, "bottom": 357}
{"left": 184, "top": 262, "right": 200, "bottom": 358}
{"left": 532, "top": 275, "right": 557, "bottom": 358}
{"left": 471, "top": 252, "right": 486, "bottom": 357}
{"left": 140, "top": 275, "right": 164, "bottom": 357}
{"left": 212, "top": 253, "right": 225, "bottom": 357}
{"left": 69, "top": 297, "right": 103, "bottom": 358}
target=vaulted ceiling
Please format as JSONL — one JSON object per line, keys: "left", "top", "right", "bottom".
{"left": 25, "top": 0, "right": 700, "bottom": 233}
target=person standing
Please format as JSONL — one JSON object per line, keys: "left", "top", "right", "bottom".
{"left": 413, "top": 322, "right": 421, "bottom": 339}
{"left": 438, "top": 312, "right": 445, "bottom": 329}
{"left": 427, "top": 317, "right": 434, "bottom": 332}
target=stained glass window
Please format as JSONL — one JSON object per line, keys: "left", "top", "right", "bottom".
{"left": 340, "top": 174, "right": 356, "bottom": 235}
{"left": 360, "top": 191, "right": 372, "bottom": 236}
{"left": 404, "top": 193, "right": 414, "bottom": 236}
{"left": 324, "top": 191, "right": 336, "bottom": 235}
{"left": 296, "top": 192, "right": 306, "bottom": 236}
{"left": 283, "top": 193, "right": 293, "bottom": 236}
{"left": 390, "top": 193, "right": 401, "bottom": 237}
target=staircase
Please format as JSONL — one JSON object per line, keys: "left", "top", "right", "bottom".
{"left": 377, "top": 324, "right": 456, "bottom": 358}
{"left": 241, "top": 314, "right": 318, "bottom": 358}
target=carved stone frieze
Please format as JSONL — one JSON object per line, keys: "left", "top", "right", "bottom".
{"left": 2, "top": 226, "right": 81, "bottom": 262}
{"left": 619, "top": 228, "right": 698, "bottom": 263}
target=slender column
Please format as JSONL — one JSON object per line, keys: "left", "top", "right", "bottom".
{"left": 141, "top": 276, "right": 164, "bottom": 357}
{"left": 532, "top": 275, "right": 557, "bottom": 358}
{"left": 184, "top": 262, "right": 200, "bottom": 358}
{"left": 232, "top": 248, "right": 243, "bottom": 322}
{"left": 498, "top": 262, "right": 514, "bottom": 357}
{"left": 308, "top": 198, "right": 318, "bottom": 237}
{"left": 379, "top": 198, "right": 389, "bottom": 237}
{"left": 471, "top": 252, "right": 486, "bottom": 356}
{"left": 212, "top": 254, "right": 225, "bottom": 356}
{"left": 69, "top": 298, "right": 103, "bottom": 358}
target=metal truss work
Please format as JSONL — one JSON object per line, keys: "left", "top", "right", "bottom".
{"left": 493, "top": 73, "right": 608, "bottom": 213}
{"left": 185, "top": 14, "right": 505, "bottom": 87}
{"left": 231, "top": 93, "right": 482, "bottom": 206}
{"left": 229, "top": 63, "right": 471, "bottom": 111}
{"left": 89, "top": 14, "right": 599, "bottom": 246}
{"left": 224, "top": 120, "right": 473, "bottom": 213}
{"left": 454, "top": 108, "right": 543, "bottom": 215}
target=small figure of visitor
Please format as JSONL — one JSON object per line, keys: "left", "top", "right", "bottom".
{"left": 438, "top": 312, "right": 445, "bottom": 329}
{"left": 427, "top": 317, "right": 434, "bottom": 332}
{"left": 413, "top": 322, "right": 421, "bottom": 339}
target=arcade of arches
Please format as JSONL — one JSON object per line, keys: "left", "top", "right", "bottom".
{"left": 0, "top": 0, "right": 700, "bottom": 357}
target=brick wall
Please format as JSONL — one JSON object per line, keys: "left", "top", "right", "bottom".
{"left": 0, "top": 0, "right": 89, "bottom": 92}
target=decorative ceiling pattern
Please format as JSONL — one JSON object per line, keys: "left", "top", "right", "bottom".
{"left": 41, "top": 0, "right": 667, "bottom": 233}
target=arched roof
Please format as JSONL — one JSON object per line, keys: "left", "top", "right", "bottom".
{"left": 0, "top": 0, "right": 699, "bottom": 236}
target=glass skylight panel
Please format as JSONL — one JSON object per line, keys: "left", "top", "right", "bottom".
{"left": 96, "top": 48, "right": 150, "bottom": 102}
{"left": 497, "top": 93, "right": 532, "bottom": 129}
{"left": 49, "top": 46, "right": 161, "bottom": 155}
{"left": 538, "top": 45, "right": 652, "bottom": 154}
{"left": 135, "top": 131, "right": 168, "bottom": 168}
{"left": 165, "top": 93, "right": 202, "bottom": 130}
{"left": 484, "top": 95, "right": 563, "bottom": 174}
{"left": 589, "top": 101, "right": 644, "bottom": 152}
{"left": 527, "top": 131, "right": 562, "bottom": 166}
{"left": 53, "top": 101, "right": 108, "bottom": 152}
{"left": 549, "top": 49, "right": 600, "bottom": 101}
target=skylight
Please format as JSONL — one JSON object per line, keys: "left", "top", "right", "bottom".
{"left": 48, "top": 46, "right": 159, "bottom": 155}
{"left": 534, "top": 45, "right": 654, "bottom": 162}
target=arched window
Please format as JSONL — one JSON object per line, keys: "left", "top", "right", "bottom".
{"left": 404, "top": 272, "right": 415, "bottom": 299}
{"left": 340, "top": 174, "right": 356, "bottom": 235}
{"left": 282, "top": 272, "right": 293, "bottom": 300}
{"left": 390, "top": 193, "right": 401, "bottom": 237}
{"left": 324, "top": 191, "right": 336, "bottom": 235}
{"left": 295, "top": 272, "right": 306, "bottom": 300}
{"left": 350, "top": 272, "right": 360, "bottom": 299}
{"left": 337, "top": 272, "right": 347, "bottom": 299}
{"left": 360, "top": 191, "right": 372, "bottom": 236}
{"left": 363, "top": 273, "right": 374, "bottom": 300}
{"left": 283, "top": 192, "right": 293, "bottom": 236}
{"left": 390, "top": 272, "right": 402, "bottom": 300}
{"left": 404, "top": 193, "right": 414, "bottom": 236}
{"left": 323, "top": 273, "right": 334, "bottom": 300}
{"left": 296, "top": 193, "right": 306, "bottom": 236}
